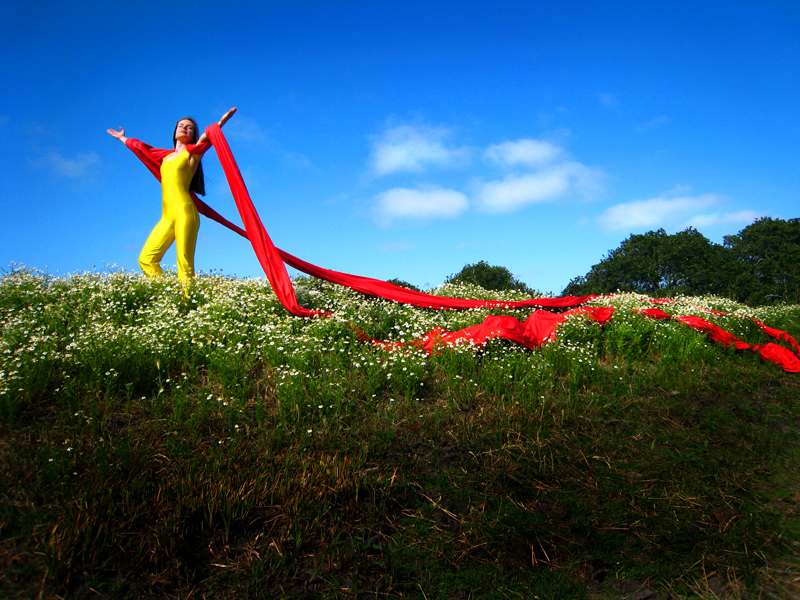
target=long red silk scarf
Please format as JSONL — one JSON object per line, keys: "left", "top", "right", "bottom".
{"left": 405, "top": 307, "right": 615, "bottom": 353}
{"left": 205, "top": 125, "right": 598, "bottom": 311}
{"left": 638, "top": 307, "right": 800, "bottom": 373}
{"left": 125, "top": 125, "right": 800, "bottom": 372}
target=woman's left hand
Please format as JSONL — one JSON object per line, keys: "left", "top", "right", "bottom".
{"left": 195, "top": 108, "right": 237, "bottom": 146}
{"left": 107, "top": 127, "right": 127, "bottom": 143}
{"left": 218, "top": 107, "right": 237, "bottom": 127}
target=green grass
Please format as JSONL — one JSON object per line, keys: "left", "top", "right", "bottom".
{"left": 1, "top": 266, "right": 799, "bottom": 598}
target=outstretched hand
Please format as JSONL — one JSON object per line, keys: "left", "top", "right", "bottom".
{"left": 192, "top": 108, "right": 238, "bottom": 150}
{"left": 218, "top": 107, "right": 237, "bottom": 127}
{"left": 107, "top": 127, "right": 127, "bottom": 142}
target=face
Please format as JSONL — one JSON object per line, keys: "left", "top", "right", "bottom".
{"left": 174, "top": 119, "right": 197, "bottom": 144}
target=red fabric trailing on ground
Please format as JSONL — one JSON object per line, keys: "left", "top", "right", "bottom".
{"left": 127, "top": 125, "right": 607, "bottom": 349}
{"left": 201, "top": 126, "right": 323, "bottom": 318}
{"left": 205, "top": 124, "right": 597, "bottom": 313}
{"left": 753, "top": 319, "right": 800, "bottom": 352}
{"left": 644, "top": 298, "right": 800, "bottom": 369}
{"left": 638, "top": 308, "right": 800, "bottom": 373}
{"left": 124, "top": 124, "right": 800, "bottom": 366}
{"left": 124, "top": 137, "right": 250, "bottom": 238}
{"left": 400, "top": 306, "right": 615, "bottom": 355}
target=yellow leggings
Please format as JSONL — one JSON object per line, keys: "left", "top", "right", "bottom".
{"left": 138, "top": 206, "right": 199, "bottom": 280}
{"left": 139, "top": 150, "right": 199, "bottom": 281}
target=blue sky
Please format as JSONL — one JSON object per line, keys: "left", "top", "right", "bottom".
{"left": 2, "top": 0, "right": 798, "bottom": 294}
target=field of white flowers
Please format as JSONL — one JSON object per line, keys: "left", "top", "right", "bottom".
{"left": 3, "top": 265, "right": 800, "bottom": 599}
{"left": 2, "top": 264, "right": 798, "bottom": 425}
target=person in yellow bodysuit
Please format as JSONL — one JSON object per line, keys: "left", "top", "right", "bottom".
{"left": 108, "top": 108, "right": 236, "bottom": 281}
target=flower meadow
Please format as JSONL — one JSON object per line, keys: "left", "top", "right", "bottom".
{"left": 2, "top": 265, "right": 800, "bottom": 598}
{"left": 3, "top": 265, "right": 798, "bottom": 422}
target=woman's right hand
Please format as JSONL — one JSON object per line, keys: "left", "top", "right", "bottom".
{"left": 218, "top": 108, "right": 237, "bottom": 127}
{"left": 107, "top": 127, "right": 127, "bottom": 143}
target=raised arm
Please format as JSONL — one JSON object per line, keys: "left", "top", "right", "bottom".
{"left": 185, "top": 108, "right": 237, "bottom": 172}
{"left": 109, "top": 107, "right": 236, "bottom": 150}
{"left": 107, "top": 127, "right": 128, "bottom": 144}
{"left": 219, "top": 107, "right": 237, "bottom": 126}
{"left": 196, "top": 107, "right": 237, "bottom": 145}
{"left": 197, "top": 106, "right": 236, "bottom": 144}
{"left": 112, "top": 127, "right": 173, "bottom": 177}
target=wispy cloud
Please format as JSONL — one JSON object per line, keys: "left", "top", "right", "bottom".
{"left": 599, "top": 92, "right": 619, "bottom": 108}
{"left": 379, "top": 241, "right": 417, "bottom": 251}
{"left": 43, "top": 151, "right": 100, "bottom": 178}
{"left": 596, "top": 187, "right": 760, "bottom": 232}
{"left": 224, "top": 115, "right": 267, "bottom": 142}
{"left": 225, "top": 116, "right": 311, "bottom": 168}
{"left": 282, "top": 150, "right": 312, "bottom": 168}
{"left": 635, "top": 115, "right": 670, "bottom": 133}
{"left": 686, "top": 210, "right": 763, "bottom": 229}
{"left": 484, "top": 139, "right": 563, "bottom": 167}
{"left": 374, "top": 186, "right": 469, "bottom": 224}
{"left": 370, "top": 125, "right": 470, "bottom": 176}
{"left": 476, "top": 159, "right": 606, "bottom": 213}
{"left": 369, "top": 131, "right": 606, "bottom": 222}
{"left": 477, "top": 171, "right": 570, "bottom": 212}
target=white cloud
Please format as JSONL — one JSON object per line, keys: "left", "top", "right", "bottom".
{"left": 477, "top": 161, "right": 606, "bottom": 213}
{"left": 635, "top": 115, "right": 670, "bottom": 133}
{"left": 599, "top": 92, "right": 619, "bottom": 108}
{"left": 282, "top": 150, "right": 312, "bottom": 168}
{"left": 224, "top": 115, "right": 267, "bottom": 142}
{"left": 46, "top": 151, "right": 99, "bottom": 178}
{"left": 484, "top": 139, "right": 563, "bottom": 167}
{"left": 686, "top": 210, "right": 763, "bottom": 229}
{"left": 370, "top": 125, "right": 470, "bottom": 176}
{"left": 379, "top": 241, "right": 417, "bottom": 251}
{"left": 477, "top": 172, "right": 569, "bottom": 212}
{"left": 597, "top": 195, "right": 716, "bottom": 231}
{"left": 595, "top": 189, "right": 759, "bottom": 233}
{"left": 370, "top": 130, "right": 604, "bottom": 220}
{"left": 663, "top": 184, "right": 694, "bottom": 197}
{"left": 375, "top": 186, "right": 469, "bottom": 223}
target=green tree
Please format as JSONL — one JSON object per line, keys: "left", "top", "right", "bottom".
{"left": 446, "top": 261, "right": 533, "bottom": 294}
{"left": 562, "top": 228, "right": 730, "bottom": 298}
{"left": 386, "top": 278, "right": 421, "bottom": 292}
{"left": 723, "top": 217, "right": 800, "bottom": 305}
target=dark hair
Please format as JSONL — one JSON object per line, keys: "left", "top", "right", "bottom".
{"left": 173, "top": 117, "right": 205, "bottom": 196}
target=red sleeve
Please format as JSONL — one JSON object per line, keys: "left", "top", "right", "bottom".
{"left": 186, "top": 139, "right": 213, "bottom": 155}
{"left": 204, "top": 123, "right": 597, "bottom": 316}
{"left": 124, "top": 138, "right": 173, "bottom": 180}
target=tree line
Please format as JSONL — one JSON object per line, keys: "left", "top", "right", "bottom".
{"left": 562, "top": 217, "right": 800, "bottom": 305}
{"left": 388, "top": 261, "right": 535, "bottom": 296}
{"left": 430, "top": 218, "right": 799, "bottom": 306}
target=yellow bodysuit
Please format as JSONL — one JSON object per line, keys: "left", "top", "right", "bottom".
{"left": 138, "top": 150, "right": 200, "bottom": 281}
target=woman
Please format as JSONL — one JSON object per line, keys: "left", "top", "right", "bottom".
{"left": 107, "top": 108, "right": 236, "bottom": 281}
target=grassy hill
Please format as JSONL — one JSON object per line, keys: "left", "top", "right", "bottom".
{"left": 1, "top": 267, "right": 799, "bottom": 598}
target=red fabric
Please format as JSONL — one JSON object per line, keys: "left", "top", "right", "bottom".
{"left": 124, "top": 138, "right": 211, "bottom": 173}
{"left": 128, "top": 127, "right": 597, "bottom": 314}
{"left": 647, "top": 298, "right": 673, "bottom": 305}
{"left": 200, "top": 127, "right": 325, "bottom": 318}
{"left": 402, "top": 306, "right": 614, "bottom": 355}
{"left": 638, "top": 308, "right": 800, "bottom": 373}
{"left": 275, "top": 248, "right": 595, "bottom": 310}
{"left": 752, "top": 319, "right": 800, "bottom": 353}
{"left": 124, "top": 126, "right": 799, "bottom": 368}
{"left": 204, "top": 124, "right": 597, "bottom": 312}
{"left": 124, "top": 137, "right": 249, "bottom": 237}
{"left": 643, "top": 298, "right": 800, "bottom": 368}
